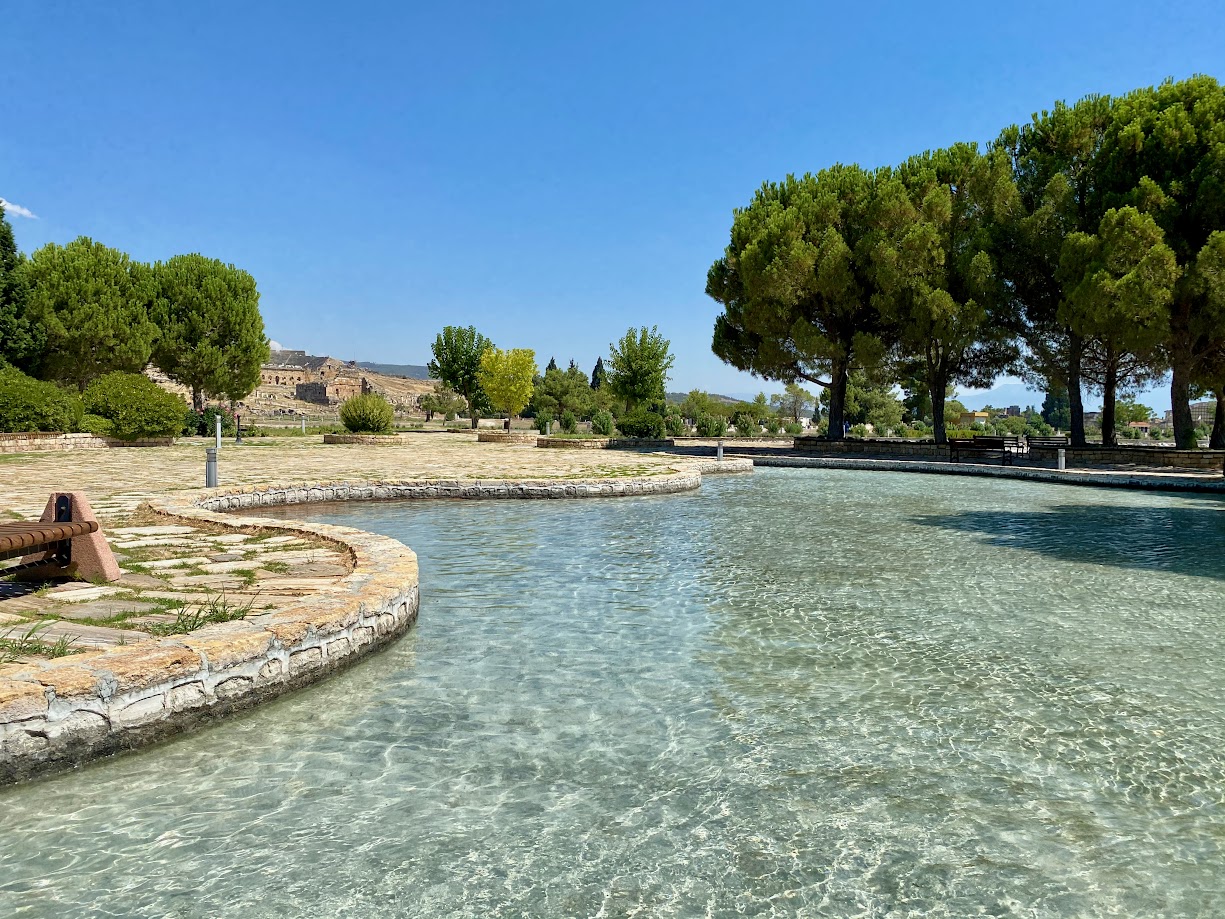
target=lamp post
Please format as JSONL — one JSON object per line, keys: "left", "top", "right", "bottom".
{"left": 235, "top": 413, "right": 243, "bottom": 445}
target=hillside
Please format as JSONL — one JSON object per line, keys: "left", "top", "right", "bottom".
{"left": 357, "top": 361, "right": 431, "bottom": 380}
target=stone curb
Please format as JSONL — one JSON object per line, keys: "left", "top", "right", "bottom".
{"left": 0, "top": 470, "right": 702, "bottom": 785}
{"left": 322, "top": 434, "right": 410, "bottom": 445}
{"left": 747, "top": 455, "right": 1225, "bottom": 492}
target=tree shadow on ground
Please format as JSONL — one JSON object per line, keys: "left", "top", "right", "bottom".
{"left": 911, "top": 502, "right": 1225, "bottom": 581}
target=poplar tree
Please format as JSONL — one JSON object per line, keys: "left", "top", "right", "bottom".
{"left": 606, "top": 326, "right": 674, "bottom": 412}
{"left": 428, "top": 325, "right": 493, "bottom": 428}
{"left": 476, "top": 347, "right": 537, "bottom": 421}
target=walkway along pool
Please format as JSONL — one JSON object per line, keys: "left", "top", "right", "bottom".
{"left": 2, "top": 468, "right": 1223, "bottom": 917}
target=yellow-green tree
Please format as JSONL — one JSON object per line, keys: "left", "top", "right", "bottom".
{"left": 477, "top": 347, "right": 537, "bottom": 422}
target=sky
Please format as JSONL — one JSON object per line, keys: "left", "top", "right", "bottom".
{"left": 3, "top": 2, "right": 1223, "bottom": 412}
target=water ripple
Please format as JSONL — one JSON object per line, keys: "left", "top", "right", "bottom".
{"left": 1, "top": 470, "right": 1223, "bottom": 918}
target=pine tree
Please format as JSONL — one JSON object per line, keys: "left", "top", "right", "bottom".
{"left": 0, "top": 204, "right": 40, "bottom": 369}
{"left": 590, "top": 356, "right": 606, "bottom": 389}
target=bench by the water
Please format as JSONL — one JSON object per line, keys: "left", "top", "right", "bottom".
{"left": 0, "top": 493, "right": 120, "bottom": 582}
{"left": 948, "top": 435, "right": 1022, "bottom": 465}
{"left": 1026, "top": 436, "right": 1070, "bottom": 451}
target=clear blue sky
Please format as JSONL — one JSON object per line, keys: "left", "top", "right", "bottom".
{"left": 3, "top": 2, "right": 1222, "bottom": 408}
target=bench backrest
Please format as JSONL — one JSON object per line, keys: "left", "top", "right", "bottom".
{"left": 969, "top": 435, "right": 1018, "bottom": 447}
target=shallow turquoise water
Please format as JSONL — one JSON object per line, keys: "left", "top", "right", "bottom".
{"left": 3, "top": 468, "right": 1225, "bottom": 918}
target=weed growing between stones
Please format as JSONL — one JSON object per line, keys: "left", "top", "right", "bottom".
{"left": 146, "top": 592, "right": 257, "bottom": 637}
{"left": 0, "top": 622, "right": 81, "bottom": 663}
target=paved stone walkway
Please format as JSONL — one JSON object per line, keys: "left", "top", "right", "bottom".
{"left": 0, "top": 434, "right": 687, "bottom": 663}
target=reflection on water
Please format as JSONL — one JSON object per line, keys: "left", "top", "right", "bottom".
{"left": 2, "top": 469, "right": 1223, "bottom": 918}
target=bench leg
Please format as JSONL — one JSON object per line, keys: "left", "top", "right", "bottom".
{"left": 19, "top": 492, "right": 121, "bottom": 583}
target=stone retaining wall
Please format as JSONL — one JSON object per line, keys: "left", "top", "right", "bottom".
{"left": 607, "top": 438, "right": 675, "bottom": 449}
{"left": 476, "top": 432, "right": 539, "bottom": 445}
{"left": 754, "top": 455, "right": 1225, "bottom": 492}
{"left": 674, "top": 437, "right": 796, "bottom": 446}
{"left": 536, "top": 437, "right": 610, "bottom": 449}
{"left": 0, "top": 507, "right": 419, "bottom": 786}
{"left": 197, "top": 472, "right": 702, "bottom": 509}
{"left": 322, "top": 433, "right": 407, "bottom": 445}
{"left": 792, "top": 437, "right": 1225, "bottom": 470}
{"left": 1029, "top": 445, "right": 1225, "bottom": 470}
{"left": 690, "top": 459, "right": 754, "bottom": 475}
{"left": 793, "top": 437, "right": 946, "bottom": 458}
{"left": 0, "top": 433, "right": 175, "bottom": 454}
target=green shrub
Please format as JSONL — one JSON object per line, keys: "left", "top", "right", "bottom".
{"left": 591, "top": 410, "right": 614, "bottom": 436}
{"left": 82, "top": 373, "right": 186, "bottom": 440}
{"left": 535, "top": 412, "right": 554, "bottom": 434}
{"left": 731, "top": 411, "right": 759, "bottom": 436}
{"left": 0, "top": 366, "right": 82, "bottom": 433}
{"left": 560, "top": 410, "right": 578, "bottom": 434}
{"left": 616, "top": 410, "right": 666, "bottom": 439}
{"left": 696, "top": 414, "right": 728, "bottom": 437}
{"left": 79, "top": 413, "right": 113, "bottom": 436}
{"left": 182, "top": 405, "right": 238, "bottom": 437}
{"left": 665, "top": 413, "right": 687, "bottom": 437}
{"left": 339, "top": 393, "right": 394, "bottom": 433}
{"left": 203, "top": 405, "right": 236, "bottom": 437}
{"left": 783, "top": 422, "right": 803, "bottom": 436}
{"left": 848, "top": 423, "right": 869, "bottom": 438}
{"left": 764, "top": 417, "right": 782, "bottom": 435}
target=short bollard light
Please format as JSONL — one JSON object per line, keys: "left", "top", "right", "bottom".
{"left": 205, "top": 447, "right": 219, "bottom": 488}
{"left": 717, "top": 438, "right": 724, "bottom": 461}
{"left": 301, "top": 415, "right": 307, "bottom": 435}
{"left": 1058, "top": 448, "right": 1066, "bottom": 471}
{"left": 214, "top": 414, "right": 222, "bottom": 449}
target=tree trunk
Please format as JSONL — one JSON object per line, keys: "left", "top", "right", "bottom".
{"left": 192, "top": 387, "right": 204, "bottom": 413}
{"left": 1067, "top": 333, "right": 1087, "bottom": 448}
{"left": 1100, "top": 355, "right": 1117, "bottom": 448}
{"left": 467, "top": 389, "right": 479, "bottom": 430}
{"left": 823, "top": 358, "right": 850, "bottom": 440}
{"left": 1211, "top": 391, "right": 1225, "bottom": 449}
{"left": 930, "top": 376, "right": 948, "bottom": 445}
{"left": 1170, "top": 356, "right": 1196, "bottom": 449}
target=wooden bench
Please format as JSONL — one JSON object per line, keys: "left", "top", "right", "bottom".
{"left": 1026, "top": 436, "right": 1070, "bottom": 452}
{"left": 948, "top": 435, "right": 1021, "bottom": 465}
{"left": 0, "top": 493, "right": 118, "bottom": 581}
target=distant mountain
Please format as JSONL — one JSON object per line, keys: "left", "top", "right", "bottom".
{"left": 357, "top": 361, "right": 431, "bottom": 380}
{"left": 665, "top": 391, "right": 740, "bottom": 405}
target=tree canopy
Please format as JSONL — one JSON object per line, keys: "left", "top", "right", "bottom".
{"left": 24, "top": 237, "right": 159, "bottom": 391}
{"left": 709, "top": 75, "right": 1225, "bottom": 446}
{"left": 477, "top": 347, "right": 537, "bottom": 419}
{"left": 707, "top": 164, "right": 892, "bottom": 437}
{"left": 152, "top": 253, "right": 269, "bottom": 410}
{"left": 0, "top": 204, "right": 40, "bottom": 369}
{"left": 428, "top": 325, "right": 493, "bottom": 429}
{"left": 606, "top": 326, "right": 674, "bottom": 411}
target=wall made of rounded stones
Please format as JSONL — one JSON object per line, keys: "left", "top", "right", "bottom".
{"left": 536, "top": 437, "right": 610, "bottom": 449}
{"left": 476, "top": 432, "right": 539, "bottom": 445}
{"left": 322, "top": 434, "right": 407, "bottom": 445}
{"left": 0, "top": 433, "right": 176, "bottom": 454}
